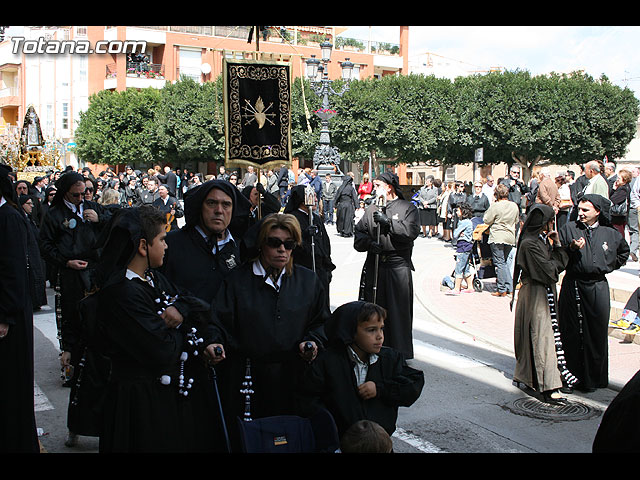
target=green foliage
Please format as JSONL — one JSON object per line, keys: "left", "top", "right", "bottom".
{"left": 75, "top": 88, "right": 161, "bottom": 165}
{"left": 74, "top": 69, "right": 640, "bottom": 173}
{"left": 153, "top": 76, "right": 225, "bottom": 164}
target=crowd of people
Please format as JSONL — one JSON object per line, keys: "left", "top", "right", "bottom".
{"left": 424, "top": 159, "right": 635, "bottom": 410}
{"left": 2, "top": 155, "right": 639, "bottom": 453}
{"left": 0, "top": 161, "right": 424, "bottom": 453}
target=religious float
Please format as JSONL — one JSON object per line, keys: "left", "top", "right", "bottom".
{"left": 1, "top": 105, "right": 63, "bottom": 182}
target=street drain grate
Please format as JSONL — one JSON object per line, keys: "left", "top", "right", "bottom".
{"left": 507, "top": 397, "right": 601, "bottom": 421}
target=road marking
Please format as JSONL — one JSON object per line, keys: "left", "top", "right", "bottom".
{"left": 393, "top": 427, "right": 442, "bottom": 453}
{"left": 34, "top": 383, "right": 54, "bottom": 412}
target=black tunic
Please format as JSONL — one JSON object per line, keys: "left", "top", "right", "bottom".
{"left": 295, "top": 300, "right": 424, "bottom": 436}
{"left": 38, "top": 199, "right": 112, "bottom": 435}
{"left": 211, "top": 262, "right": 329, "bottom": 434}
{"left": 162, "top": 227, "right": 241, "bottom": 304}
{"left": 558, "top": 220, "right": 629, "bottom": 390}
{"left": 0, "top": 202, "right": 39, "bottom": 453}
{"left": 288, "top": 208, "right": 336, "bottom": 309}
{"left": 97, "top": 269, "right": 223, "bottom": 452}
{"left": 335, "top": 177, "right": 358, "bottom": 236}
{"left": 354, "top": 198, "right": 420, "bottom": 359}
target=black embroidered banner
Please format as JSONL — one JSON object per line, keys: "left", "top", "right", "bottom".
{"left": 223, "top": 58, "right": 292, "bottom": 169}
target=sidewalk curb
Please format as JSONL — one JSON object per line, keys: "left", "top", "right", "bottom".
{"left": 412, "top": 247, "right": 628, "bottom": 393}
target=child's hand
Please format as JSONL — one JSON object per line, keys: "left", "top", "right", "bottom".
{"left": 358, "top": 381, "right": 377, "bottom": 400}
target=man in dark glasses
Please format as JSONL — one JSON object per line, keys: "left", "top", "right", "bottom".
{"left": 38, "top": 171, "right": 112, "bottom": 447}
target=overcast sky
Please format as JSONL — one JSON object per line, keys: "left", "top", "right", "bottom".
{"left": 339, "top": 26, "right": 640, "bottom": 98}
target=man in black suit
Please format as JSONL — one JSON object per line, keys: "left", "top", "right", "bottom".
{"left": 157, "top": 165, "right": 178, "bottom": 197}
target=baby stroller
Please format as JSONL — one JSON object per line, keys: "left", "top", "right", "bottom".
{"left": 236, "top": 408, "right": 341, "bottom": 453}
{"left": 445, "top": 242, "right": 483, "bottom": 293}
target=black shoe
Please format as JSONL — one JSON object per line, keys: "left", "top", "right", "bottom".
{"left": 559, "top": 386, "right": 573, "bottom": 394}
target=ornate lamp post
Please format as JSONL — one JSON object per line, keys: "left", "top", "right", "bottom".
{"left": 305, "top": 40, "right": 354, "bottom": 180}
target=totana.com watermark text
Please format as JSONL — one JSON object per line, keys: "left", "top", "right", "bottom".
{"left": 11, "top": 37, "right": 147, "bottom": 55}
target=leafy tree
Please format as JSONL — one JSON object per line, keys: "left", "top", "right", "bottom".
{"left": 153, "top": 76, "right": 225, "bottom": 164}
{"left": 450, "top": 70, "right": 639, "bottom": 181}
{"left": 75, "top": 88, "right": 161, "bottom": 166}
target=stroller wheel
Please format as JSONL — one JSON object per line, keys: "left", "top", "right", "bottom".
{"left": 473, "top": 277, "right": 483, "bottom": 292}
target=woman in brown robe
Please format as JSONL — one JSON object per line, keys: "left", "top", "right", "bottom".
{"left": 511, "top": 204, "right": 572, "bottom": 405}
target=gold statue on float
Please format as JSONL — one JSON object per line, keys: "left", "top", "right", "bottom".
{"left": 2, "top": 106, "right": 62, "bottom": 180}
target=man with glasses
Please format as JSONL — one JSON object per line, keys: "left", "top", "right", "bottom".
{"left": 161, "top": 179, "right": 252, "bottom": 305}
{"left": 499, "top": 166, "right": 529, "bottom": 213}
{"left": 38, "top": 171, "right": 112, "bottom": 446}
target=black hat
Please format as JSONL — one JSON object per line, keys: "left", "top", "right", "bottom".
{"left": 376, "top": 172, "right": 404, "bottom": 199}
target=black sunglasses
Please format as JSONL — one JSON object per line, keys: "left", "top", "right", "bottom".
{"left": 265, "top": 237, "right": 296, "bottom": 250}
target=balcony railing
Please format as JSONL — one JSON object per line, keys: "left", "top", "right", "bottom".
{"left": 105, "top": 62, "right": 165, "bottom": 79}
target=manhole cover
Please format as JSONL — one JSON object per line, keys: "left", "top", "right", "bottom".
{"left": 507, "top": 397, "right": 601, "bottom": 421}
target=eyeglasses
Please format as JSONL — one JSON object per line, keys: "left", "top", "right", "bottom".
{"left": 69, "top": 192, "right": 82, "bottom": 198}
{"left": 265, "top": 237, "right": 296, "bottom": 250}
{"left": 85, "top": 188, "right": 94, "bottom": 193}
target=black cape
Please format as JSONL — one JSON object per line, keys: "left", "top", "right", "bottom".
{"left": 0, "top": 200, "right": 39, "bottom": 453}
{"left": 161, "top": 179, "right": 252, "bottom": 304}
{"left": 335, "top": 176, "right": 358, "bottom": 236}
{"left": 295, "top": 301, "right": 424, "bottom": 436}
{"left": 354, "top": 198, "right": 420, "bottom": 359}
{"left": 211, "top": 261, "right": 330, "bottom": 445}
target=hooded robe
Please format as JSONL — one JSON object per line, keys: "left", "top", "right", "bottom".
{"left": 295, "top": 301, "right": 424, "bottom": 436}
{"left": 512, "top": 204, "right": 570, "bottom": 393}
{"left": 354, "top": 173, "right": 420, "bottom": 359}
{"left": 161, "top": 179, "right": 252, "bottom": 304}
{"left": 0, "top": 165, "right": 39, "bottom": 452}
{"left": 335, "top": 175, "right": 358, "bottom": 236}
{"left": 37, "top": 171, "right": 112, "bottom": 436}
{"left": 91, "top": 207, "right": 225, "bottom": 452}
{"left": 558, "top": 194, "right": 629, "bottom": 391}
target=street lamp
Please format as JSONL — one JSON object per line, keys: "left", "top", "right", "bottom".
{"left": 304, "top": 39, "right": 353, "bottom": 180}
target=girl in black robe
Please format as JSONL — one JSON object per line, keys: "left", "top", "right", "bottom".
{"left": 335, "top": 174, "right": 358, "bottom": 237}
{"left": 211, "top": 213, "right": 330, "bottom": 449}
{"left": 558, "top": 194, "right": 629, "bottom": 392}
{"left": 0, "top": 165, "right": 40, "bottom": 453}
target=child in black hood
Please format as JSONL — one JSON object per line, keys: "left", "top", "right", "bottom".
{"left": 295, "top": 301, "right": 424, "bottom": 437}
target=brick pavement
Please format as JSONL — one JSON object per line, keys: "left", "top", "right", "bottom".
{"left": 412, "top": 234, "right": 640, "bottom": 391}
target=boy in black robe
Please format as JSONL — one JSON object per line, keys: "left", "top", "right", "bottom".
{"left": 94, "top": 206, "right": 227, "bottom": 452}
{"left": 354, "top": 172, "right": 420, "bottom": 359}
{"left": 558, "top": 194, "right": 629, "bottom": 392}
{"left": 295, "top": 301, "right": 424, "bottom": 437}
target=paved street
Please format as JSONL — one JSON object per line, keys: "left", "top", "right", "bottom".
{"left": 31, "top": 218, "right": 638, "bottom": 453}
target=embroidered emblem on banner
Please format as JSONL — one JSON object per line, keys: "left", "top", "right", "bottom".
{"left": 224, "top": 59, "right": 292, "bottom": 169}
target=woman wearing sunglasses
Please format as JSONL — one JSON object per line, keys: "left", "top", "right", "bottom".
{"left": 211, "top": 213, "right": 330, "bottom": 448}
